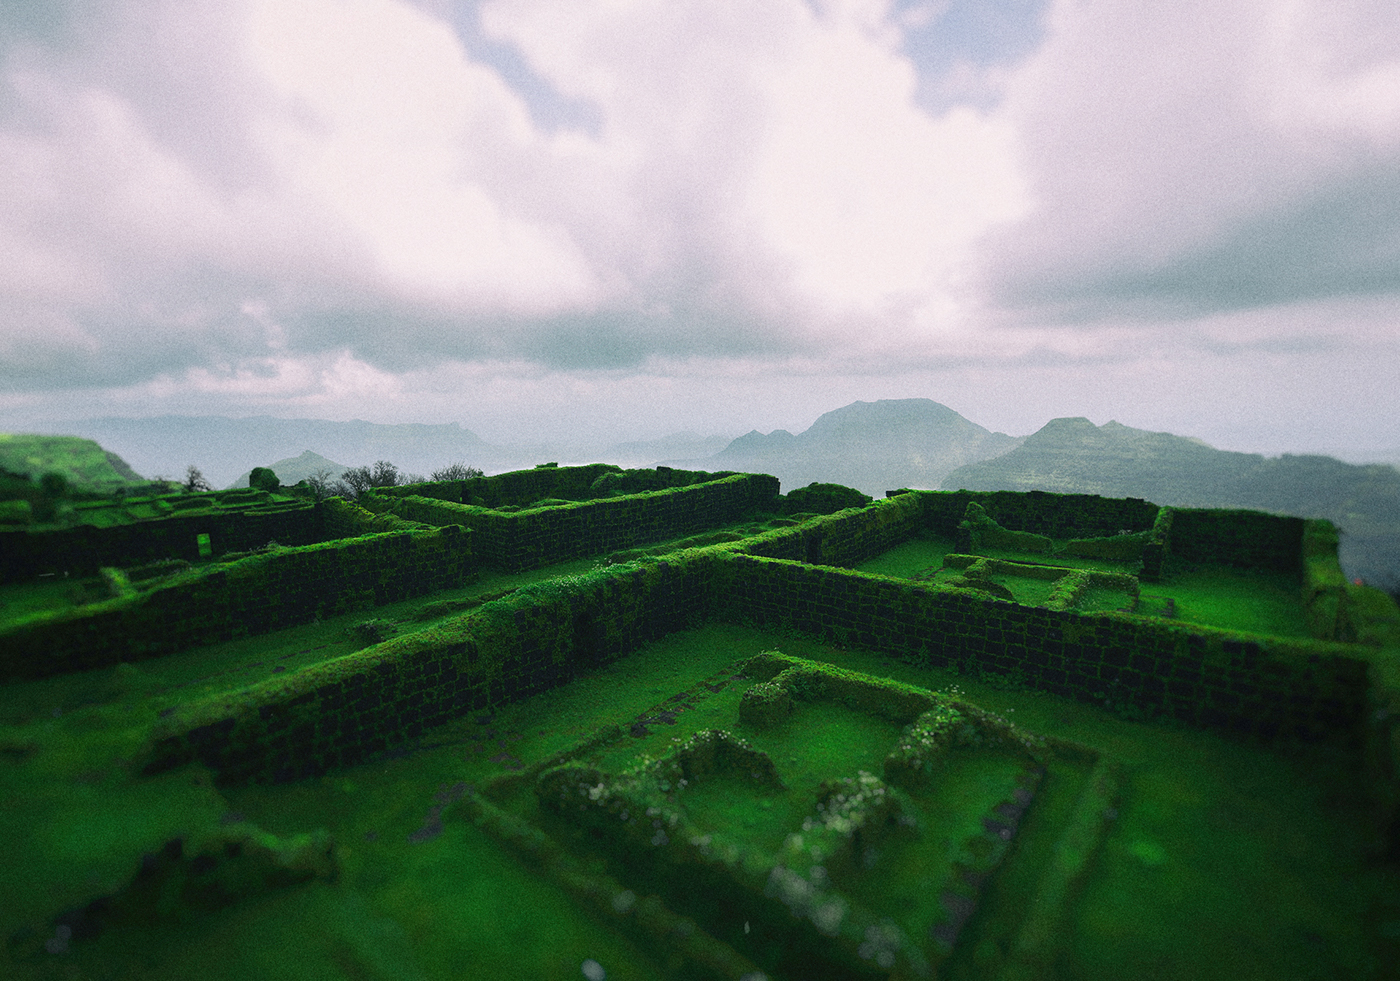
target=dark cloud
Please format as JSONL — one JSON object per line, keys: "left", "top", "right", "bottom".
{"left": 991, "top": 166, "right": 1400, "bottom": 320}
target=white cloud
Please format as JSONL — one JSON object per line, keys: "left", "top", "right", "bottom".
{"left": 981, "top": 0, "right": 1400, "bottom": 316}
{"left": 246, "top": 0, "right": 605, "bottom": 310}
{"left": 0, "top": 0, "right": 1397, "bottom": 462}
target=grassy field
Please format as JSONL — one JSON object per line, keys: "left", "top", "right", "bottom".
{"left": 855, "top": 535, "right": 1312, "bottom": 638}
{"left": 0, "top": 509, "right": 1392, "bottom": 979}
{"left": 1, "top": 601, "right": 1395, "bottom": 979}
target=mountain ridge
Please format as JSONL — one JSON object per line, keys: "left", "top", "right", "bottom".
{"left": 670, "top": 398, "right": 1023, "bottom": 493}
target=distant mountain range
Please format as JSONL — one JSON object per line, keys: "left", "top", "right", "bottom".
{"left": 58, "top": 416, "right": 736, "bottom": 489}
{"left": 62, "top": 416, "right": 522, "bottom": 489}
{"left": 666, "top": 399, "right": 1023, "bottom": 493}
{"left": 15, "top": 399, "right": 1397, "bottom": 586}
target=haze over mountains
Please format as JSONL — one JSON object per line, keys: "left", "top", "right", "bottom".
{"left": 13, "top": 398, "right": 1397, "bottom": 586}
{"left": 666, "top": 399, "right": 1023, "bottom": 494}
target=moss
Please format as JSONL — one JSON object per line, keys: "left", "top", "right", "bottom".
{"left": 739, "top": 679, "right": 794, "bottom": 727}
{"left": 960, "top": 502, "right": 1054, "bottom": 554}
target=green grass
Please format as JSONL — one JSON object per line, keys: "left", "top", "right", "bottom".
{"left": 1149, "top": 565, "right": 1311, "bottom": 637}
{"left": 0, "top": 433, "right": 142, "bottom": 491}
{"left": 0, "top": 621, "right": 1394, "bottom": 980}
{"left": 857, "top": 536, "right": 1312, "bottom": 636}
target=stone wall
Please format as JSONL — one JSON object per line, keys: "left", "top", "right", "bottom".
{"left": 740, "top": 492, "right": 924, "bottom": 568}
{"left": 921, "top": 490, "right": 1160, "bottom": 539}
{"left": 721, "top": 554, "right": 1370, "bottom": 750}
{"left": 376, "top": 473, "right": 779, "bottom": 571}
{"left": 1165, "top": 507, "right": 1305, "bottom": 572}
{"left": 0, "top": 501, "right": 322, "bottom": 583}
{"left": 138, "top": 550, "right": 729, "bottom": 784}
{"left": 0, "top": 526, "right": 474, "bottom": 681}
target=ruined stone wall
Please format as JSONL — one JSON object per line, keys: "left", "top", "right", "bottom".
{"left": 138, "top": 550, "right": 728, "bottom": 784}
{"left": 721, "top": 554, "right": 1370, "bottom": 750}
{"left": 740, "top": 492, "right": 924, "bottom": 567}
{"left": 0, "top": 526, "right": 474, "bottom": 681}
{"left": 1166, "top": 507, "right": 1305, "bottom": 572}
{"left": 921, "top": 490, "right": 1160, "bottom": 539}
{"left": 0, "top": 502, "right": 322, "bottom": 583}
{"left": 378, "top": 473, "right": 779, "bottom": 571}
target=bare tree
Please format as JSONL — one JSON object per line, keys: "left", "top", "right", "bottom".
{"left": 183, "top": 465, "right": 213, "bottom": 493}
{"left": 431, "top": 462, "right": 484, "bottom": 481}
{"left": 331, "top": 460, "right": 409, "bottom": 500}
{"left": 304, "top": 467, "right": 336, "bottom": 502}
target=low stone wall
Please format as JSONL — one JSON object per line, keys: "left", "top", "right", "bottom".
{"left": 0, "top": 526, "right": 474, "bottom": 681}
{"left": 721, "top": 554, "right": 1370, "bottom": 750}
{"left": 0, "top": 501, "right": 322, "bottom": 583}
{"left": 138, "top": 551, "right": 729, "bottom": 784}
{"left": 740, "top": 492, "right": 924, "bottom": 567}
{"left": 376, "top": 473, "right": 779, "bottom": 571}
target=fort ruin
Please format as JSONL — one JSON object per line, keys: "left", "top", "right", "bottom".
{"left": 2, "top": 463, "right": 1398, "bottom": 979}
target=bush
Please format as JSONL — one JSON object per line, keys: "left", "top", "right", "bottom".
{"left": 249, "top": 467, "right": 280, "bottom": 493}
{"left": 781, "top": 482, "right": 872, "bottom": 515}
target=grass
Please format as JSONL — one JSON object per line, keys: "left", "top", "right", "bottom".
{"left": 856, "top": 535, "right": 1312, "bottom": 636}
{"left": 0, "top": 618, "right": 1394, "bottom": 979}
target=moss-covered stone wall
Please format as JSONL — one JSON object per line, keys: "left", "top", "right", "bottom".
{"left": 0, "top": 501, "right": 322, "bottom": 583}
{"left": 137, "top": 551, "right": 728, "bottom": 784}
{"left": 373, "top": 473, "right": 779, "bottom": 571}
{"left": 377, "top": 463, "right": 726, "bottom": 508}
{"left": 721, "top": 554, "right": 1370, "bottom": 749}
{"left": 920, "top": 490, "right": 1160, "bottom": 539}
{"left": 740, "top": 492, "right": 924, "bottom": 567}
{"left": 0, "top": 526, "right": 474, "bottom": 681}
{"left": 1165, "top": 507, "right": 1305, "bottom": 572}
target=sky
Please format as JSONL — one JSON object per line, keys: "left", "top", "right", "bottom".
{"left": 1, "top": 0, "right": 1398, "bottom": 459}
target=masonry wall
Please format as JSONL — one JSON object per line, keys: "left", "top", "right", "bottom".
{"left": 0, "top": 501, "right": 323, "bottom": 583}
{"left": 377, "top": 463, "right": 727, "bottom": 508}
{"left": 920, "top": 490, "right": 1160, "bottom": 540}
{"left": 380, "top": 463, "right": 625, "bottom": 507}
{"left": 720, "top": 554, "right": 1370, "bottom": 749}
{"left": 138, "top": 550, "right": 730, "bottom": 784}
{"left": 376, "top": 473, "right": 779, "bottom": 571}
{"left": 0, "top": 526, "right": 474, "bottom": 681}
{"left": 740, "top": 492, "right": 925, "bottom": 568}
{"left": 1165, "top": 507, "right": 1305, "bottom": 572}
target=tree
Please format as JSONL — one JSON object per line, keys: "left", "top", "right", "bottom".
{"left": 303, "top": 468, "right": 336, "bottom": 503}
{"left": 249, "top": 467, "right": 280, "bottom": 493}
{"left": 183, "top": 465, "right": 213, "bottom": 493}
{"left": 371, "top": 460, "right": 400, "bottom": 487}
{"left": 331, "top": 460, "right": 407, "bottom": 500}
{"left": 431, "top": 462, "right": 484, "bottom": 481}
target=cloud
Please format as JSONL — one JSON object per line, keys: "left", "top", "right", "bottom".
{"left": 0, "top": 0, "right": 1396, "bottom": 463}
{"left": 0, "top": 0, "right": 1030, "bottom": 394}
{"left": 979, "top": 0, "right": 1400, "bottom": 321}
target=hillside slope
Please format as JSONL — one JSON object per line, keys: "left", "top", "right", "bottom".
{"left": 226, "top": 450, "right": 353, "bottom": 490}
{"left": 0, "top": 433, "right": 144, "bottom": 490}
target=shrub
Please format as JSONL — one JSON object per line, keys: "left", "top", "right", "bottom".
{"left": 781, "top": 482, "right": 871, "bottom": 515}
{"left": 249, "top": 467, "right": 280, "bottom": 493}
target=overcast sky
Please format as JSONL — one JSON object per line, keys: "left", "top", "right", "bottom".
{"left": 1, "top": 0, "right": 1397, "bottom": 457}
